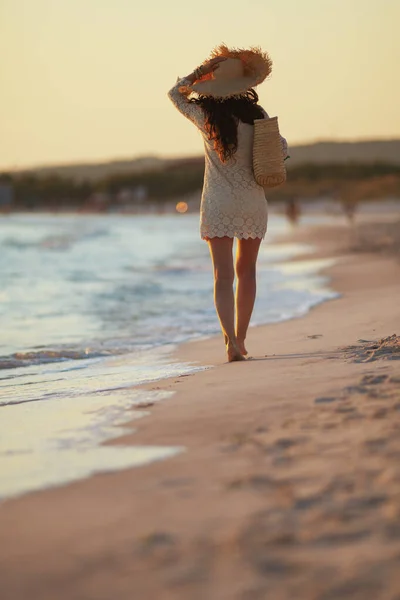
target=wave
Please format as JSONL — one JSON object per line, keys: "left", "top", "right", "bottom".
{"left": 0, "top": 347, "right": 114, "bottom": 370}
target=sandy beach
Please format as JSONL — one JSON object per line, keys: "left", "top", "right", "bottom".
{"left": 1, "top": 214, "right": 400, "bottom": 600}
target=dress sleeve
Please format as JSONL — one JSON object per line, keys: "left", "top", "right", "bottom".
{"left": 259, "top": 106, "right": 289, "bottom": 159}
{"left": 168, "top": 77, "right": 205, "bottom": 130}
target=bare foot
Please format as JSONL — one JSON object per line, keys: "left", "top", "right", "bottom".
{"left": 236, "top": 339, "right": 248, "bottom": 356}
{"left": 225, "top": 333, "right": 248, "bottom": 356}
{"left": 226, "top": 339, "right": 246, "bottom": 362}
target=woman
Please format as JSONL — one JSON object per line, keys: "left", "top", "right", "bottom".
{"left": 168, "top": 45, "right": 288, "bottom": 362}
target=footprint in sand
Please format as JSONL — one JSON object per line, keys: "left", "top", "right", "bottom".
{"left": 315, "top": 396, "right": 338, "bottom": 404}
{"left": 361, "top": 374, "right": 389, "bottom": 385}
{"left": 238, "top": 509, "right": 300, "bottom": 576}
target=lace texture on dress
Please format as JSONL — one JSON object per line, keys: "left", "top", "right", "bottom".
{"left": 168, "top": 77, "right": 286, "bottom": 240}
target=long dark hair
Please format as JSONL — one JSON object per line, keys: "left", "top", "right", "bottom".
{"left": 190, "top": 89, "right": 265, "bottom": 162}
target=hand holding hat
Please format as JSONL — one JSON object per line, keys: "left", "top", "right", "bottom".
{"left": 195, "top": 56, "right": 227, "bottom": 79}
{"left": 191, "top": 44, "right": 272, "bottom": 98}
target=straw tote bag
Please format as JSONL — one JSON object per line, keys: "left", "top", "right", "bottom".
{"left": 253, "top": 116, "right": 287, "bottom": 188}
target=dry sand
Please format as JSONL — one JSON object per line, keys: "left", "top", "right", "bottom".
{"left": 0, "top": 216, "right": 400, "bottom": 600}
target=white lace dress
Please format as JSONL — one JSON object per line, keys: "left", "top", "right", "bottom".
{"left": 168, "top": 76, "right": 288, "bottom": 240}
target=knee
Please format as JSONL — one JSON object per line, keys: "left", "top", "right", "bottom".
{"left": 236, "top": 259, "right": 256, "bottom": 281}
{"left": 214, "top": 267, "right": 234, "bottom": 287}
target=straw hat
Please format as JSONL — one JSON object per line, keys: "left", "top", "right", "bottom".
{"left": 190, "top": 44, "right": 272, "bottom": 98}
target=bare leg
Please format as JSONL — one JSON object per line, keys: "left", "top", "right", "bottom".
{"left": 235, "top": 237, "right": 262, "bottom": 355}
{"left": 208, "top": 237, "right": 245, "bottom": 362}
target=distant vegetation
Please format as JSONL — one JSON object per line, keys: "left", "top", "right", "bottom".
{"left": 1, "top": 159, "right": 400, "bottom": 212}
{"left": 14, "top": 139, "right": 400, "bottom": 182}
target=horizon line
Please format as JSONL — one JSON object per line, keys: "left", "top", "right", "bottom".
{"left": 1, "top": 135, "right": 399, "bottom": 174}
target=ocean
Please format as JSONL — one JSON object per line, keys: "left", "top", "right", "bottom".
{"left": 0, "top": 212, "right": 337, "bottom": 499}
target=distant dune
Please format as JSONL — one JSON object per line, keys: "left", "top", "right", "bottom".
{"left": 13, "top": 139, "right": 400, "bottom": 182}
{"left": 288, "top": 140, "right": 400, "bottom": 166}
{"left": 18, "top": 156, "right": 167, "bottom": 182}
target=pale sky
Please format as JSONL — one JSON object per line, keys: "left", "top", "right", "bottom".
{"left": 0, "top": 0, "right": 399, "bottom": 170}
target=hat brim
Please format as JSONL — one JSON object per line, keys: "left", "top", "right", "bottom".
{"left": 190, "top": 44, "right": 272, "bottom": 98}
{"left": 191, "top": 76, "right": 258, "bottom": 99}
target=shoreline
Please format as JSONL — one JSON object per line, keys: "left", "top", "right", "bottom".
{"left": 1, "top": 215, "right": 399, "bottom": 599}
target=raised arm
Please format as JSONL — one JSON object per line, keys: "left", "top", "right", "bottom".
{"left": 167, "top": 57, "right": 227, "bottom": 129}
{"left": 167, "top": 76, "right": 205, "bottom": 129}
{"left": 260, "top": 107, "right": 289, "bottom": 159}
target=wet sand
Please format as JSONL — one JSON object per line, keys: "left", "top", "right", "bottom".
{"left": 1, "top": 215, "right": 400, "bottom": 600}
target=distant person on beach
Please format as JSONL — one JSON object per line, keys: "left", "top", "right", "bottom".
{"left": 340, "top": 197, "right": 358, "bottom": 224}
{"left": 168, "top": 45, "right": 288, "bottom": 362}
{"left": 285, "top": 198, "right": 301, "bottom": 226}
